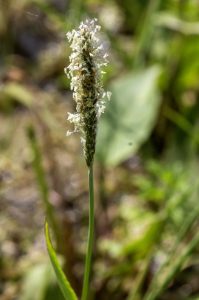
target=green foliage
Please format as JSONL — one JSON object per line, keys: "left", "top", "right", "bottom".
{"left": 99, "top": 211, "right": 165, "bottom": 259}
{"left": 21, "top": 262, "right": 66, "bottom": 300}
{"left": 27, "top": 125, "right": 59, "bottom": 247}
{"left": 96, "top": 66, "right": 162, "bottom": 167}
{"left": 21, "top": 263, "right": 56, "bottom": 300}
{"left": 45, "top": 219, "right": 78, "bottom": 300}
{"left": 0, "top": 83, "right": 33, "bottom": 112}
{"left": 144, "top": 230, "right": 199, "bottom": 300}
{"left": 1, "top": 0, "right": 199, "bottom": 299}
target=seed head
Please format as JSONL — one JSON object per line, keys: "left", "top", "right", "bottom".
{"left": 65, "top": 19, "right": 112, "bottom": 167}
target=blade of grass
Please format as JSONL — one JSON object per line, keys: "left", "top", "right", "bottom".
{"left": 27, "top": 125, "right": 59, "bottom": 248}
{"left": 143, "top": 184, "right": 199, "bottom": 300}
{"left": 126, "top": 247, "right": 154, "bottom": 300}
{"left": 133, "top": 0, "right": 161, "bottom": 69}
{"left": 164, "top": 106, "right": 199, "bottom": 143}
{"left": 144, "top": 229, "right": 199, "bottom": 300}
{"left": 81, "top": 162, "right": 95, "bottom": 300}
{"left": 45, "top": 219, "right": 78, "bottom": 300}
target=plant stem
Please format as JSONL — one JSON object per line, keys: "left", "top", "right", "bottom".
{"left": 81, "top": 161, "right": 94, "bottom": 300}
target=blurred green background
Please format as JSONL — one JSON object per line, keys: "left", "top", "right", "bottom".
{"left": 1, "top": 0, "right": 199, "bottom": 299}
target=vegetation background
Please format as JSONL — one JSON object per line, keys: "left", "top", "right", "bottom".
{"left": 1, "top": 0, "right": 199, "bottom": 299}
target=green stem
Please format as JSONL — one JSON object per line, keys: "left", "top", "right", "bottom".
{"left": 81, "top": 161, "right": 94, "bottom": 300}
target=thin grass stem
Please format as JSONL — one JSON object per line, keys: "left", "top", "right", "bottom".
{"left": 81, "top": 161, "right": 94, "bottom": 300}
{"left": 133, "top": 0, "right": 161, "bottom": 69}
{"left": 27, "top": 125, "right": 59, "bottom": 248}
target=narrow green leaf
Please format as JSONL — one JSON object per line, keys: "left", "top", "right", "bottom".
{"left": 45, "top": 219, "right": 78, "bottom": 300}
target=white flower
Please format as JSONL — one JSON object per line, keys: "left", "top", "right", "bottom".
{"left": 96, "top": 25, "right": 101, "bottom": 31}
{"left": 107, "top": 91, "right": 112, "bottom": 101}
{"left": 66, "top": 130, "right": 72, "bottom": 137}
{"left": 98, "top": 44, "right": 103, "bottom": 50}
{"left": 65, "top": 19, "right": 111, "bottom": 166}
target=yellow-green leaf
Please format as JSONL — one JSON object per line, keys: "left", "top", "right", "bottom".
{"left": 1, "top": 83, "right": 33, "bottom": 107}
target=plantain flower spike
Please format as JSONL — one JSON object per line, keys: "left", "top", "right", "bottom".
{"left": 65, "top": 18, "right": 112, "bottom": 168}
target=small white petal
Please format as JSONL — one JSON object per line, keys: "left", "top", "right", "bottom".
{"left": 107, "top": 91, "right": 112, "bottom": 101}
{"left": 98, "top": 44, "right": 103, "bottom": 50}
{"left": 66, "top": 130, "right": 71, "bottom": 137}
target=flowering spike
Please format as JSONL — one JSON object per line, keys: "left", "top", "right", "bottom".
{"left": 65, "top": 19, "right": 111, "bottom": 167}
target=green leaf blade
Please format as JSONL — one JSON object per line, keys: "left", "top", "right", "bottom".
{"left": 96, "top": 66, "right": 162, "bottom": 167}
{"left": 45, "top": 219, "right": 78, "bottom": 300}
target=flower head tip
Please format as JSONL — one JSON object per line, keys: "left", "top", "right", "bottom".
{"left": 65, "top": 19, "right": 111, "bottom": 167}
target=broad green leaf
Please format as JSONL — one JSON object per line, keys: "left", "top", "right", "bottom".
{"left": 96, "top": 66, "right": 161, "bottom": 167}
{"left": 45, "top": 219, "right": 78, "bottom": 300}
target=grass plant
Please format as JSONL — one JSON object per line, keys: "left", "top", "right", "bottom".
{"left": 44, "top": 19, "right": 111, "bottom": 300}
